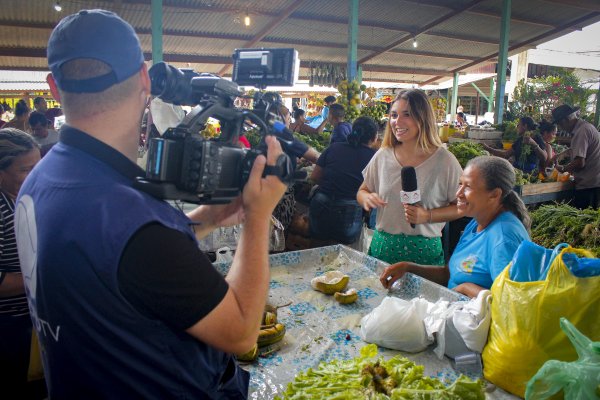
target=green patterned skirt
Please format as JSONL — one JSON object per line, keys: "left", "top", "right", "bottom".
{"left": 368, "top": 229, "right": 445, "bottom": 266}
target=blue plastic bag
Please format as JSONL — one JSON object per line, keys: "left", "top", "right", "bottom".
{"left": 561, "top": 252, "right": 600, "bottom": 278}
{"left": 509, "top": 241, "right": 567, "bottom": 282}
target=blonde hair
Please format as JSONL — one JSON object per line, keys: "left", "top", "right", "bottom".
{"left": 381, "top": 89, "right": 441, "bottom": 152}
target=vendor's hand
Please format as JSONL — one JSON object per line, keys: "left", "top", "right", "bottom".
{"left": 380, "top": 262, "right": 411, "bottom": 289}
{"left": 453, "top": 282, "right": 484, "bottom": 299}
{"left": 403, "top": 204, "right": 428, "bottom": 225}
{"left": 242, "top": 135, "right": 287, "bottom": 218}
{"left": 524, "top": 136, "right": 536, "bottom": 146}
{"left": 361, "top": 192, "right": 387, "bottom": 212}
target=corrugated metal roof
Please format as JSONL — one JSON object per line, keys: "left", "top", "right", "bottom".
{"left": 0, "top": 0, "right": 598, "bottom": 88}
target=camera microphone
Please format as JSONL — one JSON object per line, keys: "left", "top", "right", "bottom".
{"left": 400, "top": 166, "right": 420, "bottom": 228}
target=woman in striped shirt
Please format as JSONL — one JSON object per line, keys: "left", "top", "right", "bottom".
{"left": 0, "top": 128, "right": 41, "bottom": 394}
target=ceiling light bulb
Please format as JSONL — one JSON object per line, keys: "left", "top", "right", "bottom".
{"left": 244, "top": 14, "right": 250, "bottom": 26}
{"left": 54, "top": 1, "right": 62, "bottom": 11}
{"left": 412, "top": 38, "right": 418, "bottom": 48}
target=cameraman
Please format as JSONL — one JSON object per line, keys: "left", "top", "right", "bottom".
{"left": 15, "top": 9, "right": 286, "bottom": 399}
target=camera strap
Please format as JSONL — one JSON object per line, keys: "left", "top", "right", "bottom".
{"left": 263, "top": 154, "right": 293, "bottom": 185}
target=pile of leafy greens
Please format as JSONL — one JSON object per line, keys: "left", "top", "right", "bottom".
{"left": 276, "top": 344, "right": 485, "bottom": 400}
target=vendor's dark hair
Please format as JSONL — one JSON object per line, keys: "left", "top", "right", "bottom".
{"left": 347, "top": 116, "right": 377, "bottom": 148}
{"left": 293, "top": 108, "right": 305, "bottom": 120}
{"left": 329, "top": 103, "right": 345, "bottom": 119}
{"left": 15, "top": 99, "right": 30, "bottom": 117}
{"left": 538, "top": 119, "right": 556, "bottom": 135}
{"left": 0, "top": 128, "right": 40, "bottom": 171}
{"left": 466, "top": 156, "right": 531, "bottom": 231}
{"left": 28, "top": 111, "right": 48, "bottom": 127}
{"left": 324, "top": 95, "right": 336, "bottom": 104}
{"left": 520, "top": 116, "right": 537, "bottom": 131}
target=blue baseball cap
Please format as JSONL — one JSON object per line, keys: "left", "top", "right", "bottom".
{"left": 47, "top": 9, "right": 145, "bottom": 93}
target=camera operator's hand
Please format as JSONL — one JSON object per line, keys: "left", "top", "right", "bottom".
{"left": 243, "top": 135, "right": 287, "bottom": 217}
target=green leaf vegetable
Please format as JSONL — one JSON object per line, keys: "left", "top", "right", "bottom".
{"left": 447, "top": 142, "right": 487, "bottom": 169}
{"left": 530, "top": 203, "right": 600, "bottom": 256}
{"left": 275, "top": 344, "right": 485, "bottom": 400}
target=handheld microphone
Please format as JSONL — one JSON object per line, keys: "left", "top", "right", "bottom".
{"left": 400, "top": 166, "right": 421, "bottom": 228}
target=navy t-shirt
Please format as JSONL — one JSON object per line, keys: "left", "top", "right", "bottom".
{"left": 330, "top": 122, "right": 353, "bottom": 144}
{"left": 317, "top": 142, "right": 376, "bottom": 200}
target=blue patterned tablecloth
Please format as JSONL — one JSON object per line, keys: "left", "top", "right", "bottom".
{"left": 214, "top": 245, "right": 518, "bottom": 400}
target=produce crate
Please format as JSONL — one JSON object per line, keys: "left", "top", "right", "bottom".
{"left": 466, "top": 129, "right": 503, "bottom": 140}
{"left": 515, "top": 181, "right": 575, "bottom": 204}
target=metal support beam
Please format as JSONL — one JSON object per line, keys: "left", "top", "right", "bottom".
{"left": 595, "top": 79, "right": 600, "bottom": 128}
{"left": 489, "top": 78, "right": 495, "bottom": 112}
{"left": 494, "top": 0, "right": 511, "bottom": 124}
{"left": 470, "top": 82, "right": 491, "bottom": 103}
{"left": 446, "top": 89, "right": 451, "bottom": 115}
{"left": 151, "top": 0, "right": 163, "bottom": 64}
{"left": 347, "top": 0, "right": 359, "bottom": 81}
{"left": 451, "top": 72, "right": 459, "bottom": 122}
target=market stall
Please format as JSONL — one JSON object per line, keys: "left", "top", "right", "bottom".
{"left": 214, "top": 245, "right": 518, "bottom": 399}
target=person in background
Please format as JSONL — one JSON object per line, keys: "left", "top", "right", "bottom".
{"left": 0, "top": 103, "right": 6, "bottom": 128}
{"left": 15, "top": 9, "right": 287, "bottom": 398}
{"left": 272, "top": 104, "right": 320, "bottom": 231}
{"left": 357, "top": 89, "right": 462, "bottom": 266}
{"left": 482, "top": 116, "right": 546, "bottom": 173}
{"left": 28, "top": 111, "right": 60, "bottom": 157}
{"left": 456, "top": 112, "right": 467, "bottom": 128}
{"left": 3, "top": 99, "right": 31, "bottom": 132}
{"left": 289, "top": 107, "right": 327, "bottom": 136}
{"left": 538, "top": 119, "right": 558, "bottom": 169}
{"left": 309, "top": 116, "right": 378, "bottom": 244}
{"left": 0, "top": 128, "right": 44, "bottom": 397}
{"left": 328, "top": 103, "right": 353, "bottom": 144}
{"left": 307, "top": 95, "right": 336, "bottom": 129}
{"left": 33, "top": 97, "right": 47, "bottom": 114}
{"left": 380, "top": 156, "right": 530, "bottom": 298}
{"left": 552, "top": 104, "right": 600, "bottom": 209}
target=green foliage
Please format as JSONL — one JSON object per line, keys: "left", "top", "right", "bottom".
{"left": 447, "top": 141, "right": 488, "bottom": 168}
{"left": 530, "top": 203, "right": 600, "bottom": 256}
{"left": 245, "top": 127, "right": 331, "bottom": 153}
{"left": 275, "top": 344, "right": 485, "bottom": 400}
{"left": 509, "top": 69, "right": 594, "bottom": 121}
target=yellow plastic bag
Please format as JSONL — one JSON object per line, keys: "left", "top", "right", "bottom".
{"left": 482, "top": 245, "right": 600, "bottom": 398}
{"left": 28, "top": 329, "right": 44, "bottom": 382}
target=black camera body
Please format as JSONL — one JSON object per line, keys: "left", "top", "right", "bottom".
{"left": 135, "top": 48, "right": 299, "bottom": 204}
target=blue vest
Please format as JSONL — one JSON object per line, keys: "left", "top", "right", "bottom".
{"left": 17, "top": 140, "right": 248, "bottom": 399}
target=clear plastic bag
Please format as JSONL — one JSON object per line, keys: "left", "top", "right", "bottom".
{"left": 525, "top": 317, "right": 600, "bottom": 400}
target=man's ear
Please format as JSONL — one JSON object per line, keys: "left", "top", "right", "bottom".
{"left": 46, "top": 73, "right": 61, "bottom": 103}
{"left": 140, "top": 63, "right": 151, "bottom": 94}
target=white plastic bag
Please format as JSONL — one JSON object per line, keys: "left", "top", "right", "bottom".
{"left": 452, "top": 289, "right": 492, "bottom": 353}
{"left": 360, "top": 297, "right": 432, "bottom": 352}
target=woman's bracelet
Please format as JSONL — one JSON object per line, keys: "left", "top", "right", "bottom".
{"left": 428, "top": 209, "right": 433, "bottom": 224}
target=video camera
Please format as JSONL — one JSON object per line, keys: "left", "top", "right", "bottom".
{"left": 134, "top": 48, "right": 300, "bottom": 204}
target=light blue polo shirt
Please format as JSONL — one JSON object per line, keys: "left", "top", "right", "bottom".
{"left": 448, "top": 211, "right": 529, "bottom": 289}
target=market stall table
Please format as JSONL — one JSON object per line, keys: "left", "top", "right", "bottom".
{"left": 214, "top": 245, "right": 518, "bottom": 399}
{"left": 515, "top": 181, "right": 575, "bottom": 205}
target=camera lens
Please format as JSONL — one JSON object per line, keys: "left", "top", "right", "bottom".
{"left": 148, "top": 62, "right": 197, "bottom": 105}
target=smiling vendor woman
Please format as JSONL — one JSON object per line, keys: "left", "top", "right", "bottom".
{"left": 380, "top": 156, "right": 530, "bottom": 298}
